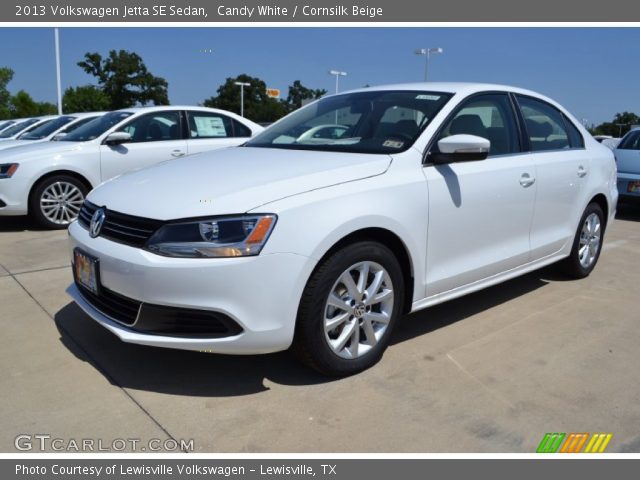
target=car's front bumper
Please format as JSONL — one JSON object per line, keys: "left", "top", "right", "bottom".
{"left": 0, "top": 176, "right": 29, "bottom": 216}
{"left": 618, "top": 171, "right": 640, "bottom": 198}
{"left": 67, "top": 221, "right": 316, "bottom": 354}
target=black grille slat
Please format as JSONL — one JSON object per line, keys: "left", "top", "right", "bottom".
{"left": 77, "top": 201, "right": 163, "bottom": 248}
{"left": 76, "top": 283, "right": 141, "bottom": 326}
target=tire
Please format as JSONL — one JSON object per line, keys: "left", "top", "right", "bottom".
{"left": 292, "top": 241, "right": 405, "bottom": 376}
{"left": 560, "top": 202, "right": 605, "bottom": 278}
{"left": 29, "top": 175, "right": 88, "bottom": 229}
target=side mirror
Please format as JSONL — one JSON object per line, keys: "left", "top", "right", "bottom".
{"left": 52, "top": 132, "right": 67, "bottom": 141}
{"left": 431, "top": 134, "right": 490, "bottom": 164}
{"left": 104, "top": 131, "right": 132, "bottom": 146}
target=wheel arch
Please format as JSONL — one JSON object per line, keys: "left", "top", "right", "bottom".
{"left": 310, "top": 227, "right": 415, "bottom": 314}
{"left": 28, "top": 170, "right": 94, "bottom": 214}
{"left": 589, "top": 193, "right": 609, "bottom": 228}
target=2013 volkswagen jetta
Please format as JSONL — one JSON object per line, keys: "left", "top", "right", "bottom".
{"left": 67, "top": 83, "right": 618, "bottom": 376}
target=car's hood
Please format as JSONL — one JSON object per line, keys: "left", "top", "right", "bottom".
{"left": 0, "top": 140, "right": 89, "bottom": 161}
{"left": 89, "top": 147, "right": 392, "bottom": 219}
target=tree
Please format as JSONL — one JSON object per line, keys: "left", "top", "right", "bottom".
{"left": 285, "top": 80, "right": 326, "bottom": 112}
{"left": 63, "top": 85, "right": 110, "bottom": 113}
{"left": 77, "top": 50, "right": 169, "bottom": 109}
{"left": 8, "top": 90, "right": 57, "bottom": 117}
{"left": 203, "top": 74, "right": 288, "bottom": 123}
{"left": 592, "top": 112, "right": 640, "bottom": 137}
{"left": 0, "top": 67, "right": 14, "bottom": 119}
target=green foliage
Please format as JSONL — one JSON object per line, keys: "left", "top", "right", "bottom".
{"left": 203, "top": 74, "right": 288, "bottom": 123}
{"left": 0, "top": 67, "right": 15, "bottom": 119}
{"left": 9, "top": 90, "right": 57, "bottom": 118}
{"left": 78, "top": 50, "right": 169, "bottom": 110}
{"left": 203, "top": 75, "right": 327, "bottom": 123}
{"left": 592, "top": 112, "right": 640, "bottom": 137}
{"left": 285, "top": 80, "right": 326, "bottom": 112}
{"left": 63, "top": 85, "right": 110, "bottom": 113}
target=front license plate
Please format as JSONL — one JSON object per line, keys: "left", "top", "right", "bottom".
{"left": 628, "top": 181, "right": 640, "bottom": 193}
{"left": 73, "top": 249, "right": 100, "bottom": 295}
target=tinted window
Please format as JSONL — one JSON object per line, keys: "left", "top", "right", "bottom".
{"left": 246, "top": 90, "right": 452, "bottom": 154}
{"left": 517, "top": 95, "right": 572, "bottom": 152}
{"left": 61, "top": 111, "right": 133, "bottom": 142}
{"left": 436, "top": 93, "right": 519, "bottom": 156}
{"left": 0, "top": 118, "right": 40, "bottom": 138}
{"left": 58, "top": 116, "right": 99, "bottom": 135}
{"left": 19, "top": 116, "right": 75, "bottom": 140}
{"left": 618, "top": 130, "right": 640, "bottom": 150}
{"left": 563, "top": 114, "right": 585, "bottom": 148}
{"left": 118, "top": 111, "right": 181, "bottom": 143}
{"left": 187, "top": 111, "right": 233, "bottom": 139}
{"left": 232, "top": 118, "right": 252, "bottom": 137}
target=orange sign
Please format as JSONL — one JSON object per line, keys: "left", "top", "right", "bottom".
{"left": 266, "top": 88, "right": 280, "bottom": 98}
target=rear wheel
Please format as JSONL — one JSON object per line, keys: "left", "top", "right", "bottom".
{"left": 560, "top": 202, "right": 605, "bottom": 278}
{"left": 30, "top": 175, "right": 88, "bottom": 229}
{"left": 293, "top": 241, "right": 404, "bottom": 376}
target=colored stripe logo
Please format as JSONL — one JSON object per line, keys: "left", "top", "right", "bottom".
{"left": 537, "top": 433, "right": 612, "bottom": 453}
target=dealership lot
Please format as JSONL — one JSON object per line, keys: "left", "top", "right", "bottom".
{"left": 1, "top": 207, "right": 639, "bottom": 453}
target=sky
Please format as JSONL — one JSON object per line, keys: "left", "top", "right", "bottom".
{"left": 0, "top": 27, "right": 638, "bottom": 125}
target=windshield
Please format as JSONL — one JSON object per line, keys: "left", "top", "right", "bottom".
{"left": 60, "top": 111, "right": 133, "bottom": 142}
{"left": 246, "top": 90, "right": 452, "bottom": 154}
{"left": 618, "top": 130, "right": 640, "bottom": 150}
{"left": 0, "top": 118, "right": 40, "bottom": 138}
{"left": 0, "top": 121, "right": 14, "bottom": 131}
{"left": 19, "top": 116, "right": 75, "bottom": 140}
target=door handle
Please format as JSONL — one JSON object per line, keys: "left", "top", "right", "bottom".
{"left": 519, "top": 173, "right": 535, "bottom": 188}
{"left": 577, "top": 165, "right": 588, "bottom": 178}
{"left": 171, "top": 150, "right": 185, "bottom": 158}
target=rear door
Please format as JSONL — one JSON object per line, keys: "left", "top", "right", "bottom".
{"left": 514, "top": 95, "right": 588, "bottom": 259}
{"left": 99, "top": 110, "right": 187, "bottom": 181}
{"left": 185, "top": 110, "right": 253, "bottom": 155}
{"left": 423, "top": 93, "right": 536, "bottom": 296}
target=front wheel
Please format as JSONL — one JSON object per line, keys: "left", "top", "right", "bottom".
{"left": 29, "top": 175, "right": 88, "bottom": 229}
{"left": 560, "top": 202, "right": 605, "bottom": 278}
{"left": 293, "top": 241, "right": 404, "bottom": 376}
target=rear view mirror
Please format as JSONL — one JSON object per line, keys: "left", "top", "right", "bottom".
{"left": 431, "top": 134, "right": 490, "bottom": 164}
{"left": 104, "top": 131, "right": 132, "bottom": 146}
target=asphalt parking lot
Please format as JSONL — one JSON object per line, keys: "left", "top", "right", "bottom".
{"left": 1, "top": 205, "right": 640, "bottom": 453}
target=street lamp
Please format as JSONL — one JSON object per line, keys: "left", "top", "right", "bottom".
{"left": 415, "top": 47, "right": 443, "bottom": 82}
{"left": 615, "top": 123, "right": 627, "bottom": 137}
{"left": 54, "top": 28, "right": 62, "bottom": 114}
{"left": 234, "top": 81, "right": 250, "bottom": 117}
{"left": 328, "top": 70, "right": 347, "bottom": 94}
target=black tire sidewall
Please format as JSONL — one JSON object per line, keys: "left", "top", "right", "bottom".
{"left": 294, "top": 241, "right": 405, "bottom": 376}
{"left": 30, "top": 175, "right": 88, "bottom": 229}
{"left": 566, "top": 203, "right": 605, "bottom": 278}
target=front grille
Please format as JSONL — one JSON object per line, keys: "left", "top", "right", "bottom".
{"left": 78, "top": 201, "right": 163, "bottom": 248}
{"left": 76, "top": 282, "right": 141, "bottom": 326}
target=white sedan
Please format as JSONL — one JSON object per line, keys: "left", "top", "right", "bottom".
{"left": 67, "top": 83, "right": 617, "bottom": 376}
{"left": 0, "top": 116, "right": 56, "bottom": 141}
{"left": 0, "top": 106, "right": 263, "bottom": 228}
{"left": 0, "top": 112, "right": 105, "bottom": 152}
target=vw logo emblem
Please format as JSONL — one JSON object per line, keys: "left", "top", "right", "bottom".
{"left": 89, "top": 208, "right": 106, "bottom": 238}
{"left": 353, "top": 304, "right": 366, "bottom": 319}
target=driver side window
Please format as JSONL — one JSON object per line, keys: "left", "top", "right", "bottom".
{"left": 438, "top": 94, "right": 520, "bottom": 156}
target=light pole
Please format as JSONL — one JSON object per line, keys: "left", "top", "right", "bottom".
{"left": 328, "top": 70, "right": 347, "bottom": 94}
{"left": 234, "top": 81, "right": 250, "bottom": 117}
{"left": 415, "top": 47, "right": 443, "bottom": 82}
{"left": 615, "top": 123, "right": 627, "bottom": 137}
{"left": 54, "top": 28, "right": 62, "bottom": 114}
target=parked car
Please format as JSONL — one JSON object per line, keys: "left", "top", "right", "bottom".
{"left": 0, "top": 116, "right": 56, "bottom": 141}
{"left": 66, "top": 83, "right": 617, "bottom": 376}
{"left": 0, "top": 112, "right": 105, "bottom": 152}
{"left": 614, "top": 128, "right": 640, "bottom": 201}
{"left": 0, "top": 106, "right": 263, "bottom": 228}
{"left": 0, "top": 120, "right": 16, "bottom": 133}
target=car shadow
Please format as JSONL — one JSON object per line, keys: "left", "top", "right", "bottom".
{"left": 0, "top": 216, "right": 47, "bottom": 232}
{"left": 616, "top": 201, "right": 640, "bottom": 222}
{"left": 54, "top": 268, "right": 554, "bottom": 397}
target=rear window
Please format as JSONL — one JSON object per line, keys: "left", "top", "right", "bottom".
{"left": 618, "top": 130, "right": 640, "bottom": 150}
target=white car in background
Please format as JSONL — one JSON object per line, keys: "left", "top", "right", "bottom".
{"left": 0, "top": 120, "right": 16, "bottom": 133}
{"left": 0, "top": 112, "right": 105, "bottom": 152}
{"left": 0, "top": 106, "right": 263, "bottom": 228}
{"left": 0, "top": 116, "right": 56, "bottom": 141}
{"left": 614, "top": 128, "right": 640, "bottom": 201}
{"left": 66, "top": 83, "right": 617, "bottom": 376}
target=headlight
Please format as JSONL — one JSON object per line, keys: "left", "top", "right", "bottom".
{"left": 0, "top": 163, "right": 19, "bottom": 179}
{"left": 146, "top": 214, "right": 277, "bottom": 258}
